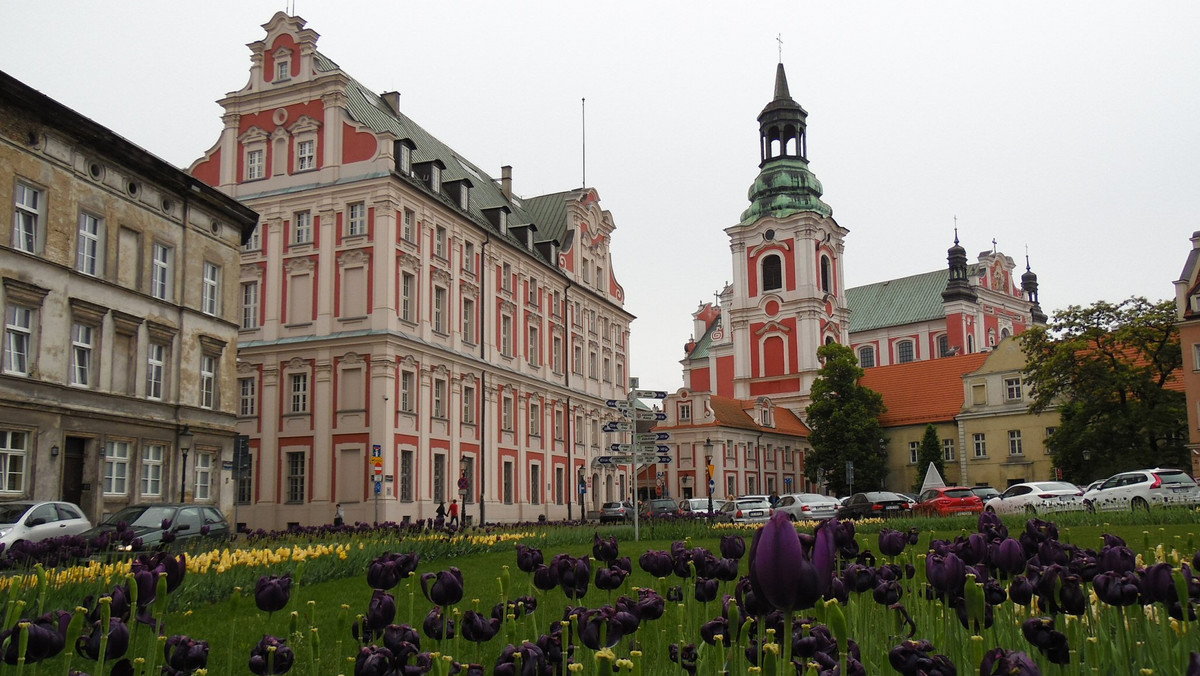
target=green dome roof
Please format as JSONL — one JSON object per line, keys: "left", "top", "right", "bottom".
{"left": 739, "top": 156, "right": 832, "bottom": 224}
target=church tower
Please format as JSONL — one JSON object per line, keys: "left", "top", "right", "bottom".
{"left": 714, "top": 63, "right": 850, "bottom": 414}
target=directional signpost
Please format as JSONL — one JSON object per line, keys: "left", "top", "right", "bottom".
{"left": 601, "top": 384, "right": 673, "bottom": 541}
{"left": 602, "top": 421, "right": 633, "bottom": 433}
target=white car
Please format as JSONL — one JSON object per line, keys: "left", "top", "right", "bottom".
{"left": 0, "top": 501, "right": 92, "bottom": 547}
{"left": 678, "top": 497, "right": 716, "bottom": 515}
{"left": 774, "top": 493, "right": 841, "bottom": 521}
{"left": 1082, "top": 468, "right": 1200, "bottom": 512}
{"left": 983, "top": 481, "right": 1084, "bottom": 515}
{"left": 714, "top": 498, "right": 773, "bottom": 524}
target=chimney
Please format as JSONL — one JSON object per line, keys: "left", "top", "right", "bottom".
{"left": 501, "top": 165, "right": 512, "bottom": 199}
{"left": 381, "top": 91, "right": 401, "bottom": 113}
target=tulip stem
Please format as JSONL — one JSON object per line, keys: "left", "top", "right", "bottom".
{"left": 783, "top": 610, "right": 794, "bottom": 676}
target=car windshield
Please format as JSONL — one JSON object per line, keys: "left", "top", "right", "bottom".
{"left": 0, "top": 503, "right": 32, "bottom": 524}
{"left": 648, "top": 500, "right": 674, "bottom": 508}
{"left": 104, "top": 505, "right": 177, "bottom": 528}
{"left": 944, "top": 489, "right": 975, "bottom": 498}
{"left": 1156, "top": 471, "right": 1195, "bottom": 485}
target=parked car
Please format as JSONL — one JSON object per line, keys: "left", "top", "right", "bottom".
{"left": 641, "top": 498, "right": 680, "bottom": 519}
{"left": 679, "top": 497, "right": 716, "bottom": 516}
{"left": 713, "top": 498, "right": 773, "bottom": 524}
{"left": 83, "top": 503, "right": 229, "bottom": 551}
{"left": 915, "top": 486, "right": 984, "bottom": 517}
{"left": 599, "top": 501, "right": 634, "bottom": 523}
{"left": 970, "top": 486, "right": 1001, "bottom": 502}
{"left": 983, "top": 481, "right": 1084, "bottom": 515}
{"left": 1082, "top": 468, "right": 1200, "bottom": 512}
{"left": 773, "top": 493, "right": 841, "bottom": 521}
{"left": 0, "top": 501, "right": 91, "bottom": 547}
{"left": 836, "top": 492, "right": 912, "bottom": 520}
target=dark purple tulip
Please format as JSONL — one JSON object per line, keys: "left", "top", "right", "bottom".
{"left": 926, "top": 552, "right": 966, "bottom": 597}
{"left": 85, "top": 585, "right": 132, "bottom": 624}
{"left": 381, "top": 623, "right": 421, "bottom": 656}
{"left": 515, "top": 544, "right": 543, "bottom": 573}
{"left": 366, "top": 589, "right": 397, "bottom": 630}
{"left": 531, "top": 564, "right": 558, "bottom": 591}
{"left": 666, "top": 585, "right": 684, "bottom": 603}
{"left": 638, "top": 550, "right": 674, "bottom": 578}
{"left": 595, "top": 564, "right": 628, "bottom": 591}
{"left": 694, "top": 577, "right": 720, "bottom": 603}
{"left": 994, "top": 538, "right": 1027, "bottom": 577}
{"left": 558, "top": 556, "right": 591, "bottom": 600}
{"left": 878, "top": 528, "right": 907, "bottom": 557}
{"left": 983, "top": 578, "right": 1007, "bottom": 606}
{"left": 1022, "top": 617, "right": 1070, "bottom": 665}
{"left": 0, "top": 612, "right": 67, "bottom": 665}
{"left": 254, "top": 574, "right": 292, "bottom": 613}
{"left": 131, "top": 568, "right": 159, "bottom": 608}
{"left": 720, "top": 535, "right": 746, "bottom": 560}
{"left": 1094, "top": 571, "right": 1141, "bottom": 606}
{"left": 367, "top": 552, "right": 413, "bottom": 590}
{"left": 579, "top": 607, "right": 625, "bottom": 649}
{"left": 131, "top": 552, "right": 187, "bottom": 594}
{"left": 593, "top": 534, "right": 619, "bottom": 564}
{"left": 873, "top": 579, "right": 902, "bottom": 605}
{"left": 1142, "top": 562, "right": 1179, "bottom": 605}
{"left": 421, "top": 567, "right": 464, "bottom": 606}
{"left": 248, "top": 635, "right": 295, "bottom": 675}
{"left": 842, "top": 564, "right": 876, "bottom": 594}
{"left": 460, "top": 610, "right": 501, "bottom": 643}
{"left": 354, "top": 645, "right": 393, "bottom": 676}
{"left": 749, "top": 511, "right": 822, "bottom": 612}
{"left": 712, "top": 557, "right": 740, "bottom": 582}
{"left": 613, "top": 556, "right": 633, "bottom": 574}
{"left": 980, "top": 648, "right": 1042, "bottom": 676}
{"left": 635, "top": 588, "right": 666, "bottom": 620}
{"left": 669, "top": 642, "right": 699, "bottom": 674}
{"left": 700, "top": 617, "right": 730, "bottom": 646}
{"left": 1189, "top": 652, "right": 1200, "bottom": 676}
{"left": 888, "top": 639, "right": 956, "bottom": 676}
{"left": 494, "top": 641, "right": 547, "bottom": 676}
{"left": 813, "top": 518, "right": 840, "bottom": 597}
{"left": 735, "top": 576, "right": 770, "bottom": 616}
{"left": 164, "top": 635, "right": 210, "bottom": 672}
{"left": 978, "top": 510, "right": 1008, "bottom": 539}
{"left": 77, "top": 618, "right": 130, "bottom": 660}
{"left": 1009, "top": 575, "right": 1035, "bottom": 606}
{"left": 422, "top": 606, "right": 456, "bottom": 640}
{"left": 1058, "top": 574, "right": 1086, "bottom": 615}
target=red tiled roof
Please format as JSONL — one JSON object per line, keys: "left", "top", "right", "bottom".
{"left": 859, "top": 353, "right": 990, "bottom": 427}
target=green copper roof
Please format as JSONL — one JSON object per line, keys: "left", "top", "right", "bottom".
{"left": 847, "top": 269, "right": 950, "bottom": 333}
{"left": 739, "top": 157, "right": 832, "bottom": 224}
{"left": 687, "top": 316, "right": 720, "bottom": 360}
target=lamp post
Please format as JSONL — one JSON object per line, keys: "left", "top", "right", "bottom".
{"left": 703, "top": 438, "right": 714, "bottom": 519}
{"left": 178, "top": 425, "right": 194, "bottom": 503}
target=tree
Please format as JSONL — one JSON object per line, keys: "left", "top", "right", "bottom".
{"left": 1020, "top": 296, "right": 1186, "bottom": 483}
{"left": 804, "top": 342, "right": 887, "bottom": 496}
{"left": 913, "top": 424, "right": 945, "bottom": 493}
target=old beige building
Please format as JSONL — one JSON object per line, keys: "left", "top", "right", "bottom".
{"left": 0, "top": 71, "right": 258, "bottom": 523}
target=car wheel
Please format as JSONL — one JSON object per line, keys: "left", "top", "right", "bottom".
{"left": 787, "top": 514, "right": 797, "bottom": 522}
{"left": 1131, "top": 497, "right": 1149, "bottom": 512}
{"left": 1024, "top": 505, "right": 1037, "bottom": 515}
{"left": 985, "top": 506, "right": 995, "bottom": 514}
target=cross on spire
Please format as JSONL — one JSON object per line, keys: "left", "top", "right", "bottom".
{"left": 992, "top": 238, "right": 998, "bottom": 254}
{"left": 777, "top": 33, "right": 783, "bottom": 62}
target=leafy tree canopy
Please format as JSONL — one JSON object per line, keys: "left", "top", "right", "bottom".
{"left": 1020, "top": 296, "right": 1186, "bottom": 482}
{"left": 805, "top": 342, "right": 887, "bottom": 496}
{"left": 914, "top": 424, "right": 945, "bottom": 493}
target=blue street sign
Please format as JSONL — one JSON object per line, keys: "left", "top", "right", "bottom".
{"left": 595, "top": 456, "right": 616, "bottom": 466}
{"left": 784, "top": 477, "right": 793, "bottom": 485}
{"left": 605, "top": 399, "right": 632, "bottom": 409}
{"left": 602, "top": 421, "right": 633, "bottom": 432}
{"left": 709, "top": 479, "right": 716, "bottom": 488}
{"left": 633, "top": 410, "right": 668, "bottom": 422}
{"left": 374, "top": 480, "right": 382, "bottom": 495}
{"left": 371, "top": 444, "right": 382, "bottom": 458}
{"left": 635, "top": 432, "right": 671, "bottom": 442}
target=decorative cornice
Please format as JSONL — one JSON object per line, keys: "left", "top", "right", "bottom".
{"left": 68, "top": 298, "right": 108, "bottom": 325}
{"left": 2, "top": 278, "right": 49, "bottom": 305}
{"left": 283, "top": 256, "right": 315, "bottom": 274}
{"left": 338, "top": 249, "right": 369, "bottom": 267}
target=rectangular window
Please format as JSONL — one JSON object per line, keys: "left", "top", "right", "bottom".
{"left": 464, "top": 241, "right": 475, "bottom": 272}
{"left": 462, "top": 385, "right": 475, "bottom": 424}
{"left": 503, "top": 461, "right": 514, "bottom": 504}
{"left": 201, "top": 263, "right": 220, "bottom": 316}
{"left": 347, "top": 202, "right": 366, "bottom": 236}
{"left": 1008, "top": 430, "right": 1023, "bottom": 455}
{"left": 528, "top": 279, "right": 539, "bottom": 306}
{"left": 240, "top": 281, "right": 260, "bottom": 329}
{"left": 529, "top": 401, "right": 541, "bottom": 436}
{"left": 554, "top": 409, "right": 564, "bottom": 440}
{"left": 552, "top": 336, "right": 562, "bottom": 372}
{"left": 575, "top": 415, "right": 585, "bottom": 446}
{"left": 555, "top": 466, "right": 564, "bottom": 505}
{"left": 530, "top": 464, "right": 541, "bottom": 504}
{"left": 0, "top": 430, "right": 27, "bottom": 493}
{"left": 195, "top": 452, "right": 212, "bottom": 500}
{"left": 617, "top": 361, "right": 626, "bottom": 391}
{"left": 726, "top": 475, "right": 736, "bottom": 499}
{"left": 70, "top": 323, "right": 93, "bottom": 388}
{"left": 528, "top": 326, "right": 539, "bottom": 365}
{"left": 603, "top": 356, "right": 611, "bottom": 382}
{"left": 296, "top": 140, "right": 314, "bottom": 171}
{"left": 275, "top": 60, "right": 290, "bottom": 81}
{"left": 502, "top": 263, "right": 512, "bottom": 291}
{"left": 435, "top": 226, "right": 447, "bottom": 259}
{"left": 290, "top": 372, "right": 309, "bottom": 413}
{"left": 104, "top": 441, "right": 130, "bottom": 495}
{"left": 400, "top": 450, "right": 413, "bottom": 501}
{"left": 294, "top": 211, "right": 312, "bottom": 244}
{"left": 286, "top": 451, "right": 305, "bottom": 503}
{"left": 400, "top": 370, "right": 415, "bottom": 413}
{"left": 679, "top": 403, "right": 692, "bottom": 421}
{"left": 1005, "top": 377, "right": 1022, "bottom": 401}
{"left": 573, "top": 345, "right": 583, "bottom": 374}
{"left": 13, "top": 182, "right": 42, "bottom": 253}
{"left": 246, "top": 149, "right": 264, "bottom": 180}
{"left": 501, "top": 315, "right": 513, "bottom": 356}
{"left": 462, "top": 298, "right": 475, "bottom": 343}
{"left": 3, "top": 306, "right": 32, "bottom": 376}
{"left": 402, "top": 208, "right": 415, "bottom": 243}
{"left": 200, "top": 355, "right": 216, "bottom": 409}
{"left": 433, "top": 454, "right": 445, "bottom": 503}
{"left": 146, "top": 343, "right": 166, "bottom": 400}
{"left": 151, "top": 244, "right": 172, "bottom": 300}
{"left": 433, "top": 378, "right": 446, "bottom": 418}
{"left": 588, "top": 351, "right": 597, "bottom": 380}
{"left": 943, "top": 439, "right": 956, "bottom": 461}
{"left": 897, "top": 340, "right": 915, "bottom": 364}
{"left": 76, "top": 212, "right": 103, "bottom": 276}
{"left": 908, "top": 441, "right": 920, "bottom": 464}
{"left": 433, "top": 287, "right": 447, "bottom": 333}
{"left": 973, "top": 433, "right": 987, "bottom": 458}
{"left": 243, "top": 226, "right": 261, "bottom": 252}
{"left": 141, "top": 443, "right": 163, "bottom": 497}
{"left": 502, "top": 396, "right": 514, "bottom": 431}
{"left": 401, "top": 272, "right": 415, "bottom": 322}
{"left": 236, "top": 450, "right": 253, "bottom": 504}
{"left": 239, "top": 376, "right": 257, "bottom": 417}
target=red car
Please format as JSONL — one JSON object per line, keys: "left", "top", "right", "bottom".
{"left": 916, "top": 486, "right": 983, "bottom": 517}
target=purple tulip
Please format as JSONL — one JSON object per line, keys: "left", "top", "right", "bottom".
{"left": 1142, "top": 562, "right": 1179, "bottom": 605}
{"left": 422, "top": 606, "right": 456, "bottom": 640}
{"left": 248, "top": 635, "right": 295, "bottom": 675}
{"left": 993, "top": 538, "right": 1027, "bottom": 577}
{"left": 700, "top": 617, "right": 730, "bottom": 646}
{"left": 749, "top": 511, "right": 822, "bottom": 612}
{"left": 592, "top": 534, "right": 619, "bottom": 564}
{"left": 494, "top": 641, "right": 547, "bottom": 676}
{"left": 635, "top": 588, "right": 666, "bottom": 620}
{"left": 981, "top": 647, "right": 1041, "bottom": 676}
{"left": 842, "top": 563, "right": 876, "bottom": 594}
{"left": 711, "top": 557, "right": 740, "bottom": 582}
{"left": 77, "top": 617, "right": 130, "bottom": 660}
{"left": 638, "top": 550, "right": 674, "bottom": 578}
{"left": 694, "top": 577, "right": 720, "bottom": 603}
{"left": 888, "top": 639, "right": 955, "bottom": 676}
{"left": 578, "top": 607, "right": 625, "bottom": 649}
{"left": 926, "top": 552, "right": 966, "bottom": 597}
{"left": 367, "top": 552, "right": 418, "bottom": 590}
{"left": 873, "top": 579, "right": 902, "bottom": 605}
{"left": 557, "top": 555, "right": 590, "bottom": 600}
{"left": 666, "top": 585, "right": 684, "bottom": 603}
{"left": 878, "top": 528, "right": 907, "bottom": 557}
{"left": 595, "top": 565, "right": 628, "bottom": 591}
{"left": 735, "top": 576, "right": 770, "bottom": 616}
{"left": 254, "top": 574, "right": 292, "bottom": 613}
{"left": 0, "top": 612, "right": 67, "bottom": 665}
{"left": 381, "top": 623, "right": 421, "bottom": 656}
{"left": 531, "top": 564, "right": 558, "bottom": 591}
{"left": 421, "top": 567, "right": 464, "bottom": 606}
{"left": 164, "top": 635, "right": 210, "bottom": 673}
{"left": 131, "top": 568, "right": 159, "bottom": 608}
{"left": 515, "top": 544, "right": 543, "bottom": 573}
{"left": 354, "top": 645, "right": 393, "bottom": 676}
{"left": 1022, "top": 617, "right": 1070, "bottom": 665}
{"left": 1009, "top": 575, "right": 1034, "bottom": 606}
{"left": 812, "top": 518, "right": 840, "bottom": 597}
{"left": 366, "top": 589, "right": 397, "bottom": 630}
{"left": 1188, "top": 652, "right": 1200, "bottom": 676}
{"left": 460, "top": 610, "right": 500, "bottom": 643}
{"left": 1094, "top": 571, "right": 1142, "bottom": 606}
{"left": 720, "top": 535, "right": 746, "bottom": 560}
{"left": 669, "top": 642, "right": 699, "bottom": 675}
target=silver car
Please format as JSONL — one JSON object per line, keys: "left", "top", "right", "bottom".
{"left": 774, "top": 493, "right": 841, "bottom": 521}
{"left": 679, "top": 497, "right": 716, "bottom": 515}
{"left": 713, "top": 498, "right": 773, "bottom": 524}
{"left": 0, "top": 501, "right": 92, "bottom": 547}
{"left": 1082, "top": 468, "right": 1200, "bottom": 512}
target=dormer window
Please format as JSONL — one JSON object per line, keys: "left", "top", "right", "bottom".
{"left": 459, "top": 184, "right": 469, "bottom": 210}
{"left": 394, "top": 140, "right": 415, "bottom": 175}
{"left": 275, "top": 59, "right": 290, "bottom": 82}
{"left": 430, "top": 165, "right": 441, "bottom": 193}
{"left": 239, "top": 126, "right": 270, "bottom": 183}
{"left": 498, "top": 209, "right": 507, "bottom": 235}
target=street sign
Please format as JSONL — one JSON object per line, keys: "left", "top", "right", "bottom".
{"left": 635, "top": 432, "right": 671, "bottom": 442}
{"left": 610, "top": 443, "right": 633, "bottom": 453}
{"left": 784, "top": 476, "right": 793, "bottom": 486}
{"left": 605, "top": 399, "right": 632, "bottom": 409}
{"left": 709, "top": 478, "right": 716, "bottom": 488}
{"left": 636, "top": 444, "right": 670, "bottom": 453}
{"left": 602, "top": 421, "right": 633, "bottom": 433}
{"left": 595, "top": 456, "right": 619, "bottom": 466}
{"left": 634, "top": 454, "right": 672, "bottom": 464}
{"left": 631, "top": 389, "right": 668, "bottom": 399}
{"left": 633, "top": 410, "right": 668, "bottom": 422}
{"left": 374, "top": 480, "right": 382, "bottom": 495}
{"left": 606, "top": 454, "right": 635, "bottom": 463}
{"left": 371, "top": 444, "right": 382, "bottom": 457}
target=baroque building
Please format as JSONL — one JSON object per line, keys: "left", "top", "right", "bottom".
{"left": 0, "top": 71, "right": 258, "bottom": 523}
{"left": 190, "top": 13, "right": 632, "bottom": 529}
{"left": 1174, "top": 231, "right": 1200, "bottom": 478}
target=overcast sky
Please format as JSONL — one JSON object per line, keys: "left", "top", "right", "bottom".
{"left": 3, "top": 2, "right": 1198, "bottom": 393}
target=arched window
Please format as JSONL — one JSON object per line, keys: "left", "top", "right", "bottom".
{"left": 762, "top": 254, "right": 782, "bottom": 291}
{"left": 1000, "top": 327, "right": 1011, "bottom": 339}
{"left": 824, "top": 335, "right": 836, "bottom": 345}
{"left": 858, "top": 346, "right": 876, "bottom": 368}
{"left": 937, "top": 335, "right": 950, "bottom": 358}
{"left": 896, "top": 340, "right": 915, "bottom": 364}
{"left": 819, "top": 256, "right": 832, "bottom": 293}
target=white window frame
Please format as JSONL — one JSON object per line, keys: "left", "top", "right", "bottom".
{"left": 0, "top": 430, "right": 28, "bottom": 494}
{"left": 552, "top": 336, "right": 562, "bottom": 373}
{"left": 529, "top": 400, "right": 541, "bottom": 436}
{"left": 1008, "top": 430, "right": 1023, "bottom": 456}
{"left": 286, "top": 451, "right": 305, "bottom": 503}
{"left": 973, "top": 433, "right": 987, "bottom": 458}
{"left": 401, "top": 272, "right": 415, "bottom": 323}
{"left": 1005, "top": 377, "right": 1023, "bottom": 401}
{"left": 199, "top": 355, "right": 216, "bottom": 410}
{"left": 201, "top": 263, "right": 220, "bottom": 316}
{"left": 146, "top": 342, "right": 166, "bottom": 401}
{"left": 151, "top": 243, "right": 173, "bottom": 301}
{"left": 943, "top": 439, "right": 955, "bottom": 461}
{"left": 12, "top": 182, "right": 42, "bottom": 254}
{"left": 462, "top": 298, "right": 475, "bottom": 344}
{"left": 399, "top": 449, "right": 414, "bottom": 502}
{"left": 240, "top": 281, "right": 260, "bottom": 330}
{"left": 896, "top": 340, "right": 915, "bottom": 364}
{"left": 275, "top": 59, "right": 290, "bottom": 82}
{"left": 141, "top": 444, "right": 163, "bottom": 497}
{"left": 502, "top": 395, "right": 514, "bottom": 431}
{"left": 435, "top": 226, "right": 447, "bottom": 259}
{"left": 296, "top": 139, "right": 315, "bottom": 171}
{"left": 433, "top": 286, "right": 447, "bottom": 334}
{"left": 103, "top": 441, "right": 131, "bottom": 495}
{"left": 858, "top": 346, "right": 876, "bottom": 368}
{"left": 243, "top": 226, "right": 261, "bottom": 253}
{"left": 294, "top": 211, "right": 312, "bottom": 244}
{"left": 194, "top": 451, "right": 213, "bottom": 500}
{"left": 239, "top": 376, "right": 257, "bottom": 417}
{"left": 290, "top": 372, "right": 309, "bottom": 414}
{"left": 70, "top": 323, "right": 94, "bottom": 388}
{"left": 909, "top": 441, "right": 920, "bottom": 464}
{"left": 462, "top": 385, "right": 475, "bottom": 424}
{"left": 76, "top": 212, "right": 104, "bottom": 276}
{"left": 501, "top": 315, "right": 513, "bottom": 357}
{"left": 528, "top": 326, "right": 539, "bottom": 365}
{"left": 464, "top": 241, "right": 475, "bottom": 272}
{"left": 246, "top": 149, "right": 265, "bottom": 181}
{"left": 433, "top": 378, "right": 446, "bottom": 419}
{"left": 347, "top": 202, "right": 366, "bottom": 236}
{"left": 400, "top": 370, "right": 415, "bottom": 413}
{"left": 3, "top": 306, "right": 32, "bottom": 376}
{"left": 402, "top": 208, "right": 415, "bottom": 243}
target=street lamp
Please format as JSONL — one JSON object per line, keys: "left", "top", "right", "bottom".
{"left": 703, "top": 438, "right": 714, "bottom": 519}
{"left": 178, "top": 425, "right": 194, "bottom": 503}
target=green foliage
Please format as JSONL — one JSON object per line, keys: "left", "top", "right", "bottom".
{"left": 805, "top": 343, "right": 888, "bottom": 495}
{"left": 913, "top": 424, "right": 945, "bottom": 493}
{"left": 1020, "top": 296, "right": 1186, "bottom": 482}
